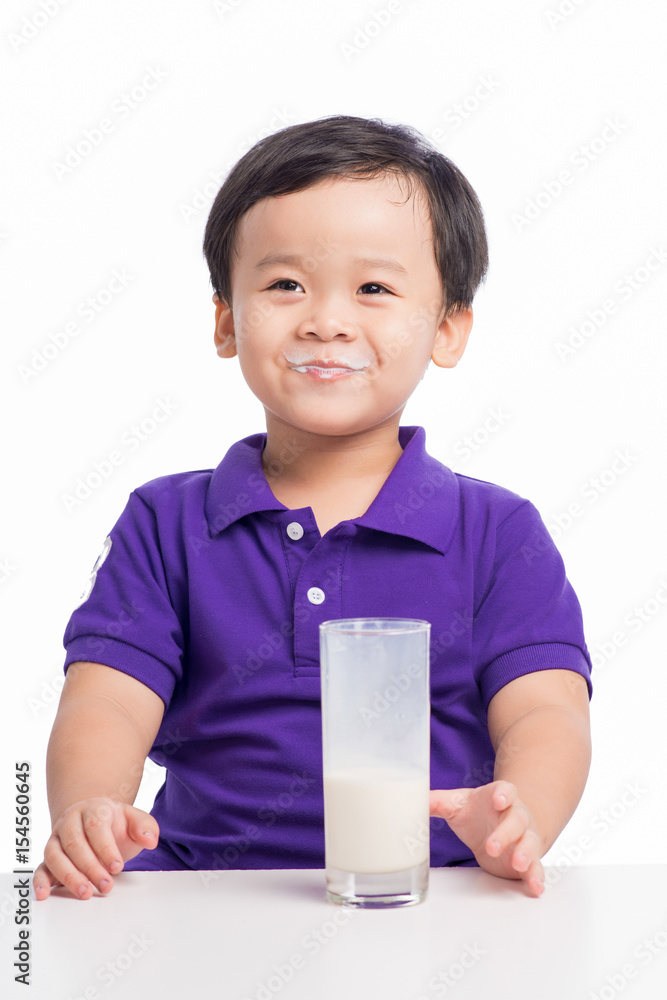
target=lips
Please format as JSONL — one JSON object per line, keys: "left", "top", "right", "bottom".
{"left": 282, "top": 349, "right": 372, "bottom": 382}
{"left": 290, "top": 364, "right": 364, "bottom": 380}
{"left": 289, "top": 358, "right": 363, "bottom": 369}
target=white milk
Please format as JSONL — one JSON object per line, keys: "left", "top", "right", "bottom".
{"left": 323, "top": 766, "right": 429, "bottom": 873}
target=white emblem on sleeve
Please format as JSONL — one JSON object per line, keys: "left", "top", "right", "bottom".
{"left": 73, "top": 535, "right": 113, "bottom": 609}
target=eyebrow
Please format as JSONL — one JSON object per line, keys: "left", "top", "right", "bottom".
{"left": 253, "top": 252, "right": 409, "bottom": 276}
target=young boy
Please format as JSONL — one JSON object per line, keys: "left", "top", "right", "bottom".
{"left": 34, "top": 114, "right": 592, "bottom": 903}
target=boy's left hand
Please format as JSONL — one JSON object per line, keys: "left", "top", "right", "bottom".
{"left": 429, "top": 780, "right": 545, "bottom": 897}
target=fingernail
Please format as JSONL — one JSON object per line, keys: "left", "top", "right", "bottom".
{"left": 490, "top": 839, "right": 501, "bottom": 854}
{"left": 78, "top": 884, "right": 90, "bottom": 898}
{"left": 142, "top": 830, "right": 157, "bottom": 842}
{"left": 99, "top": 879, "right": 111, "bottom": 890}
{"left": 496, "top": 794, "right": 507, "bottom": 808}
{"left": 108, "top": 860, "right": 122, "bottom": 874}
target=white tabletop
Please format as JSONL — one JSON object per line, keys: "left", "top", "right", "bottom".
{"left": 2, "top": 865, "right": 666, "bottom": 999}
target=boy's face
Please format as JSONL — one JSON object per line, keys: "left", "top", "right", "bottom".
{"left": 214, "top": 173, "right": 472, "bottom": 441}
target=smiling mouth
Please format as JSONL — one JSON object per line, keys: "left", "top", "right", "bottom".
{"left": 289, "top": 364, "right": 366, "bottom": 380}
{"left": 291, "top": 365, "right": 366, "bottom": 382}
{"left": 283, "top": 350, "right": 373, "bottom": 381}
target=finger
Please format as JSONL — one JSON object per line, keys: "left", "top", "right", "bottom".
{"left": 485, "top": 806, "right": 531, "bottom": 858}
{"left": 123, "top": 807, "right": 160, "bottom": 856}
{"left": 508, "top": 828, "right": 542, "bottom": 874}
{"left": 429, "top": 788, "right": 470, "bottom": 822}
{"left": 522, "top": 858, "right": 545, "bottom": 897}
{"left": 33, "top": 861, "right": 61, "bottom": 901}
{"left": 44, "top": 819, "right": 113, "bottom": 898}
{"left": 43, "top": 836, "right": 96, "bottom": 900}
{"left": 80, "top": 802, "right": 126, "bottom": 880}
{"left": 490, "top": 780, "right": 517, "bottom": 812}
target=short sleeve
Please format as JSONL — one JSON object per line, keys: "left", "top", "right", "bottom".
{"left": 472, "top": 500, "right": 592, "bottom": 707}
{"left": 63, "top": 490, "right": 185, "bottom": 705}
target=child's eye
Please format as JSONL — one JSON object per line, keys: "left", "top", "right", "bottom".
{"left": 267, "top": 280, "right": 391, "bottom": 295}
{"left": 269, "top": 279, "right": 303, "bottom": 292}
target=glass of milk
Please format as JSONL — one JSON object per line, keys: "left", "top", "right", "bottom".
{"left": 319, "top": 618, "right": 431, "bottom": 907}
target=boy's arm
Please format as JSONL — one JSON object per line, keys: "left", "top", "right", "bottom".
{"left": 430, "top": 668, "right": 591, "bottom": 896}
{"left": 34, "top": 660, "right": 165, "bottom": 900}
{"left": 487, "top": 666, "right": 591, "bottom": 852}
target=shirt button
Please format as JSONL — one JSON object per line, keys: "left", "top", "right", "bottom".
{"left": 307, "top": 587, "right": 325, "bottom": 605}
{"left": 286, "top": 521, "right": 304, "bottom": 540}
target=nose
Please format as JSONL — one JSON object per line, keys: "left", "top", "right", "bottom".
{"left": 295, "top": 292, "right": 357, "bottom": 341}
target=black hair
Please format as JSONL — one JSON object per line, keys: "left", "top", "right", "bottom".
{"left": 203, "top": 114, "right": 488, "bottom": 317}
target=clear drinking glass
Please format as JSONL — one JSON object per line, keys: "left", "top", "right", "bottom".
{"left": 320, "top": 618, "right": 431, "bottom": 908}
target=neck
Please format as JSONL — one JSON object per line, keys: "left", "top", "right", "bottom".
{"left": 261, "top": 418, "right": 405, "bottom": 494}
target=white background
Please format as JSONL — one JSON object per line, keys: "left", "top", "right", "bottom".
{"left": 1, "top": 0, "right": 666, "bottom": 878}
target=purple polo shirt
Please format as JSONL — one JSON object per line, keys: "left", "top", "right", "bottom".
{"left": 63, "top": 425, "right": 592, "bottom": 872}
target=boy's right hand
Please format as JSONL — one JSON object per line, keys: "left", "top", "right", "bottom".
{"left": 33, "top": 798, "right": 159, "bottom": 901}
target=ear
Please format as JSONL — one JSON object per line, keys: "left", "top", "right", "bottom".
{"left": 213, "top": 292, "right": 237, "bottom": 358}
{"left": 431, "top": 306, "right": 473, "bottom": 369}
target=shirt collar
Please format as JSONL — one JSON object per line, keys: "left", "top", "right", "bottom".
{"left": 205, "top": 425, "right": 460, "bottom": 555}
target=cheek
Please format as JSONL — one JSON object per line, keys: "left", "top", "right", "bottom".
{"left": 235, "top": 297, "right": 279, "bottom": 342}
{"left": 374, "top": 339, "right": 431, "bottom": 384}
{"left": 232, "top": 313, "right": 275, "bottom": 369}
{"left": 375, "top": 311, "right": 434, "bottom": 370}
